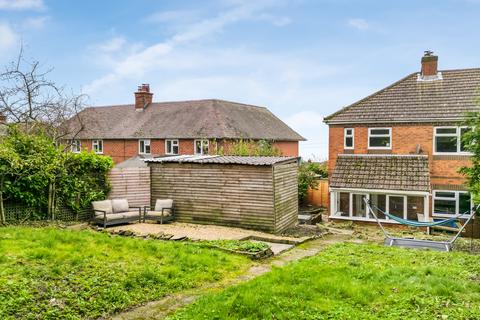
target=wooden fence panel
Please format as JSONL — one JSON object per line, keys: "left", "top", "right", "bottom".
{"left": 108, "top": 167, "right": 151, "bottom": 207}
{"left": 306, "top": 179, "right": 329, "bottom": 208}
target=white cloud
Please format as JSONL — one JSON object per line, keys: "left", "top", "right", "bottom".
{"left": 257, "top": 13, "right": 291, "bottom": 27}
{"left": 348, "top": 18, "right": 369, "bottom": 31}
{"left": 0, "top": 22, "right": 17, "bottom": 53}
{"left": 0, "top": 0, "right": 44, "bottom": 10}
{"left": 22, "top": 15, "right": 49, "bottom": 29}
{"left": 145, "top": 10, "right": 200, "bottom": 24}
{"left": 97, "top": 37, "right": 126, "bottom": 53}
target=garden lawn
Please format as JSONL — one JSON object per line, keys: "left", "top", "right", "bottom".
{"left": 169, "top": 243, "right": 480, "bottom": 320}
{"left": 0, "top": 226, "right": 250, "bottom": 319}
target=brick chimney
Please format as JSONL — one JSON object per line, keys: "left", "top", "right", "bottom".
{"left": 421, "top": 50, "right": 438, "bottom": 77}
{"left": 134, "top": 84, "right": 153, "bottom": 111}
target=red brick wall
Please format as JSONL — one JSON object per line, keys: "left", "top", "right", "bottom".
{"left": 76, "top": 138, "right": 299, "bottom": 164}
{"left": 328, "top": 124, "right": 470, "bottom": 188}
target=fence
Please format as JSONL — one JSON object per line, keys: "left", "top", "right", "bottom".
{"left": 306, "top": 178, "right": 329, "bottom": 208}
{"left": 3, "top": 202, "right": 92, "bottom": 223}
{"left": 108, "top": 167, "right": 151, "bottom": 207}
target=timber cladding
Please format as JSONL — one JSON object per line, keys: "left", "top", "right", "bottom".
{"left": 108, "top": 167, "right": 151, "bottom": 207}
{"left": 149, "top": 160, "right": 298, "bottom": 233}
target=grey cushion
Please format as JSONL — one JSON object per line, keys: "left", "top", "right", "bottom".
{"left": 122, "top": 211, "right": 141, "bottom": 219}
{"left": 154, "top": 199, "right": 173, "bottom": 211}
{"left": 112, "top": 199, "right": 129, "bottom": 213}
{"left": 92, "top": 200, "right": 113, "bottom": 216}
{"left": 145, "top": 210, "right": 172, "bottom": 217}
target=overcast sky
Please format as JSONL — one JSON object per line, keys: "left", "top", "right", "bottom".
{"left": 1, "top": 0, "right": 479, "bottom": 159}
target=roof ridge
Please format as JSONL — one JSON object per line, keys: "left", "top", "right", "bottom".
{"left": 324, "top": 72, "right": 417, "bottom": 123}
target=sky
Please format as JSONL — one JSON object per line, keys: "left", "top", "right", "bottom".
{"left": 0, "top": 0, "right": 479, "bottom": 159}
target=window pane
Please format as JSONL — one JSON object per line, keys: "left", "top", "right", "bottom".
{"left": 460, "top": 128, "right": 470, "bottom": 152}
{"left": 369, "top": 136, "right": 390, "bottom": 147}
{"left": 345, "top": 137, "right": 353, "bottom": 147}
{"left": 435, "top": 136, "right": 457, "bottom": 153}
{"left": 352, "top": 194, "right": 367, "bottom": 218}
{"left": 336, "top": 192, "right": 350, "bottom": 217}
{"left": 345, "top": 129, "right": 352, "bottom": 135}
{"left": 389, "top": 196, "right": 404, "bottom": 219}
{"left": 407, "top": 196, "right": 424, "bottom": 221}
{"left": 202, "top": 142, "right": 209, "bottom": 154}
{"left": 436, "top": 128, "right": 457, "bottom": 134}
{"left": 434, "top": 199, "right": 456, "bottom": 215}
{"left": 436, "top": 191, "right": 455, "bottom": 198}
{"left": 145, "top": 144, "right": 150, "bottom": 154}
{"left": 459, "top": 193, "right": 471, "bottom": 214}
{"left": 172, "top": 145, "right": 179, "bottom": 154}
{"left": 370, "top": 129, "right": 389, "bottom": 135}
{"left": 195, "top": 141, "right": 202, "bottom": 154}
{"left": 370, "top": 194, "right": 386, "bottom": 219}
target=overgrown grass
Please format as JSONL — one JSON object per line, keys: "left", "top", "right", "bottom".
{"left": 196, "top": 240, "right": 270, "bottom": 253}
{"left": 0, "top": 226, "right": 250, "bottom": 319}
{"left": 169, "top": 243, "right": 480, "bottom": 319}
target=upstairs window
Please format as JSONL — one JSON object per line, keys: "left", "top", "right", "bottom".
{"left": 70, "top": 140, "right": 81, "bottom": 153}
{"left": 434, "top": 127, "right": 470, "bottom": 154}
{"left": 344, "top": 128, "right": 354, "bottom": 149}
{"left": 92, "top": 140, "right": 103, "bottom": 154}
{"left": 195, "top": 139, "right": 209, "bottom": 155}
{"left": 165, "top": 139, "right": 179, "bottom": 155}
{"left": 368, "top": 128, "right": 391, "bottom": 149}
{"left": 139, "top": 139, "right": 151, "bottom": 154}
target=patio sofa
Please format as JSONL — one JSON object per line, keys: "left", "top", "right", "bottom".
{"left": 92, "top": 199, "right": 142, "bottom": 228}
{"left": 143, "top": 199, "right": 175, "bottom": 224}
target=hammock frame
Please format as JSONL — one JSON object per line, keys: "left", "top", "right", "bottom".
{"left": 363, "top": 198, "right": 478, "bottom": 252}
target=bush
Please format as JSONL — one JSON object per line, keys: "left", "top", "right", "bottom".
{"left": 298, "top": 161, "right": 327, "bottom": 203}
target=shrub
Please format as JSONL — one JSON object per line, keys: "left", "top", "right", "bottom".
{"left": 298, "top": 161, "right": 327, "bottom": 203}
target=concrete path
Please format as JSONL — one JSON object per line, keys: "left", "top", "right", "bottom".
{"left": 110, "top": 233, "right": 353, "bottom": 320}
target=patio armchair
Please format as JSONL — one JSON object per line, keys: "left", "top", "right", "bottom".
{"left": 92, "top": 199, "right": 142, "bottom": 228}
{"left": 143, "top": 199, "right": 175, "bottom": 224}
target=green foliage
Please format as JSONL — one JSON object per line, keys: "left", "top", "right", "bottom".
{"left": 0, "top": 226, "right": 249, "bottom": 319}
{"left": 0, "top": 127, "right": 113, "bottom": 219}
{"left": 460, "top": 109, "right": 480, "bottom": 206}
{"left": 298, "top": 161, "right": 327, "bottom": 202}
{"left": 216, "top": 139, "right": 282, "bottom": 156}
{"left": 197, "top": 240, "right": 270, "bottom": 253}
{"left": 169, "top": 243, "right": 480, "bottom": 320}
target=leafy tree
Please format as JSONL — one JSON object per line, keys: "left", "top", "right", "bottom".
{"left": 298, "top": 161, "right": 328, "bottom": 203}
{"left": 460, "top": 106, "right": 480, "bottom": 206}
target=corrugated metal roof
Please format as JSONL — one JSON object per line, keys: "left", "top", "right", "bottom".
{"left": 144, "top": 155, "right": 298, "bottom": 166}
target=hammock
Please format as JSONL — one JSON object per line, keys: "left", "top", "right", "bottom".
{"left": 363, "top": 198, "right": 479, "bottom": 252}
{"left": 372, "top": 206, "right": 468, "bottom": 228}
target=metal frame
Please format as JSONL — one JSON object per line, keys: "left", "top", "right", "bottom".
{"left": 92, "top": 206, "right": 142, "bottom": 228}
{"left": 143, "top": 205, "right": 176, "bottom": 224}
{"left": 363, "top": 197, "right": 478, "bottom": 252}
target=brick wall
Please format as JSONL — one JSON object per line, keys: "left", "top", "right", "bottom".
{"left": 328, "top": 123, "right": 470, "bottom": 189}
{"left": 77, "top": 138, "right": 299, "bottom": 164}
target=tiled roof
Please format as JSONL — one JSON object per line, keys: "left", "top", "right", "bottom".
{"left": 330, "top": 154, "right": 430, "bottom": 192}
{"left": 324, "top": 68, "right": 480, "bottom": 124}
{"left": 64, "top": 99, "right": 305, "bottom": 141}
{"left": 144, "top": 155, "right": 298, "bottom": 166}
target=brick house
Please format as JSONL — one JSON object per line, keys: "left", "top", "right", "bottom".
{"left": 64, "top": 84, "right": 304, "bottom": 163}
{"left": 324, "top": 52, "right": 480, "bottom": 223}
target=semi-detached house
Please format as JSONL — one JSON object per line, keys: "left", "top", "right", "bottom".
{"left": 64, "top": 84, "right": 305, "bottom": 164}
{"left": 324, "top": 52, "right": 480, "bottom": 223}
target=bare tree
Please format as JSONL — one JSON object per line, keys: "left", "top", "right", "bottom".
{"left": 0, "top": 46, "right": 87, "bottom": 146}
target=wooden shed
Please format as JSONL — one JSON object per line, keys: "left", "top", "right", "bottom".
{"left": 145, "top": 155, "right": 299, "bottom": 233}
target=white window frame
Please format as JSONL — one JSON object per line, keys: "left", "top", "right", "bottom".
{"left": 432, "top": 190, "right": 472, "bottom": 218}
{"left": 330, "top": 189, "right": 429, "bottom": 223}
{"left": 433, "top": 126, "right": 472, "bottom": 155}
{"left": 194, "top": 139, "right": 209, "bottom": 155}
{"left": 368, "top": 128, "right": 392, "bottom": 150}
{"left": 344, "top": 128, "right": 354, "bottom": 149}
{"left": 92, "top": 140, "right": 103, "bottom": 154}
{"left": 165, "top": 139, "right": 179, "bottom": 155}
{"left": 139, "top": 139, "right": 151, "bottom": 155}
{"left": 70, "top": 140, "right": 81, "bottom": 153}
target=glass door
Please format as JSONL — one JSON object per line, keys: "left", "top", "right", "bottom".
{"left": 388, "top": 195, "right": 406, "bottom": 220}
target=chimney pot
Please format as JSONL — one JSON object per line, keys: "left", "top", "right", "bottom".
{"left": 421, "top": 51, "right": 438, "bottom": 77}
{"left": 134, "top": 84, "right": 153, "bottom": 111}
